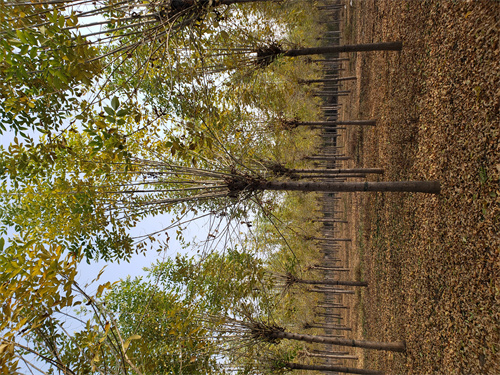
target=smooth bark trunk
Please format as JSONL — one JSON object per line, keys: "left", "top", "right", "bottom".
{"left": 296, "top": 120, "right": 376, "bottom": 126}
{"left": 283, "top": 42, "right": 402, "bottom": 56}
{"left": 260, "top": 180, "right": 440, "bottom": 194}
{"left": 297, "top": 278, "right": 367, "bottom": 287}
{"left": 306, "top": 324, "right": 351, "bottom": 331}
{"left": 304, "top": 156, "right": 351, "bottom": 161}
{"left": 308, "top": 288, "right": 355, "bottom": 295}
{"left": 310, "top": 266, "right": 350, "bottom": 271}
{"left": 283, "top": 361, "right": 384, "bottom": 374}
{"left": 305, "top": 352, "right": 359, "bottom": 360}
{"left": 270, "top": 331, "right": 406, "bottom": 352}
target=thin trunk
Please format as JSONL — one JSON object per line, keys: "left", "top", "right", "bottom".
{"left": 317, "top": 304, "right": 349, "bottom": 309}
{"left": 295, "top": 168, "right": 383, "bottom": 174}
{"left": 305, "top": 352, "right": 359, "bottom": 360}
{"left": 283, "top": 361, "right": 384, "bottom": 375}
{"left": 311, "top": 349, "right": 350, "bottom": 355}
{"left": 306, "top": 323, "right": 351, "bottom": 331}
{"left": 283, "top": 42, "right": 402, "bottom": 57}
{"left": 310, "top": 266, "right": 350, "bottom": 271}
{"left": 312, "top": 219, "right": 348, "bottom": 223}
{"left": 303, "top": 76, "right": 358, "bottom": 83}
{"left": 259, "top": 180, "right": 441, "bottom": 194}
{"left": 304, "top": 156, "right": 351, "bottom": 161}
{"left": 297, "top": 278, "right": 367, "bottom": 287}
{"left": 314, "top": 92, "right": 350, "bottom": 96}
{"left": 296, "top": 120, "right": 376, "bottom": 126}
{"left": 297, "top": 174, "right": 365, "bottom": 179}
{"left": 308, "top": 288, "right": 355, "bottom": 295}
{"left": 308, "top": 237, "right": 351, "bottom": 241}
{"left": 270, "top": 330, "right": 406, "bottom": 352}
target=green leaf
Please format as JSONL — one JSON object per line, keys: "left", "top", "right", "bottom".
{"left": 111, "top": 97, "right": 120, "bottom": 110}
{"left": 104, "top": 106, "right": 115, "bottom": 116}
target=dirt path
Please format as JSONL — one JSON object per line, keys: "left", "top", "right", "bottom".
{"left": 341, "top": 1, "right": 499, "bottom": 373}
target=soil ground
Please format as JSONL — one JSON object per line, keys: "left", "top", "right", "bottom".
{"left": 338, "top": 1, "right": 500, "bottom": 374}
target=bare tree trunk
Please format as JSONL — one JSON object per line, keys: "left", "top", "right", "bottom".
{"left": 283, "top": 42, "right": 403, "bottom": 56}
{"left": 270, "top": 330, "right": 406, "bottom": 352}
{"left": 304, "top": 156, "right": 351, "bottom": 161}
{"left": 303, "top": 76, "right": 358, "bottom": 83}
{"left": 308, "top": 288, "right": 355, "bottom": 295}
{"left": 309, "top": 265, "right": 350, "bottom": 271}
{"left": 283, "top": 361, "right": 384, "bottom": 375}
{"left": 296, "top": 278, "right": 367, "bottom": 287}
{"left": 305, "top": 323, "right": 351, "bottom": 331}
{"left": 259, "top": 180, "right": 441, "bottom": 194}
{"left": 312, "top": 219, "right": 348, "bottom": 223}
{"left": 294, "top": 168, "right": 383, "bottom": 174}
{"left": 304, "top": 352, "right": 359, "bottom": 360}
{"left": 296, "top": 120, "right": 377, "bottom": 126}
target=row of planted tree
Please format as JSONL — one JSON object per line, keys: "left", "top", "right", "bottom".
{"left": 0, "top": 0, "right": 438, "bottom": 373}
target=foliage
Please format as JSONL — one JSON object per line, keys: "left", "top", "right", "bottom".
{"left": 0, "top": 1, "right": 101, "bottom": 138}
{"left": 0, "top": 0, "right": 330, "bottom": 373}
{"left": 105, "top": 276, "right": 221, "bottom": 374}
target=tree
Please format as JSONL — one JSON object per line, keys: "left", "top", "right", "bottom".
{"left": 0, "top": 237, "right": 80, "bottom": 373}
{"left": 104, "top": 275, "right": 222, "bottom": 374}
{"left": 274, "top": 272, "right": 368, "bottom": 288}
{"left": 278, "top": 361, "right": 384, "bottom": 375}
{"left": 0, "top": 2, "right": 101, "bottom": 138}
{"left": 218, "top": 316, "right": 406, "bottom": 352}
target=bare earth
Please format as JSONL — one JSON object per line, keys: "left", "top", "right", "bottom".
{"left": 340, "top": 1, "right": 499, "bottom": 374}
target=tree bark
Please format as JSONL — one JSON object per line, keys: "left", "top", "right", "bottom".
{"left": 305, "top": 323, "right": 351, "bottom": 331}
{"left": 296, "top": 120, "right": 376, "bottom": 126}
{"left": 283, "top": 42, "right": 402, "bottom": 56}
{"left": 308, "top": 288, "right": 355, "bottom": 295}
{"left": 304, "top": 352, "right": 359, "bottom": 360}
{"left": 296, "top": 278, "right": 367, "bottom": 287}
{"left": 312, "top": 219, "right": 348, "bottom": 223}
{"left": 260, "top": 180, "right": 440, "bottom": 194}
{"left": 310, "top": 265, "right": 350, "bottom": 271}
{"left": 270, "top": 330, "right": 406, "bottom": 352}
{"left": 283, "top": 361, "right": 384, "bottom": 375}
{"left": 303, "top": 156, "right": 351, "bottom": 161}
{"left": 294, "top": 168, "right": 383, "bottom": 174}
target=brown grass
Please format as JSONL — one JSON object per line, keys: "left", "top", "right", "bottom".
{"left": 340, "top": 1, "right": 500, "bottom": 374}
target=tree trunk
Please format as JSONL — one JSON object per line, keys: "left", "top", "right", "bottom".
{"left": 311, "top": 349, "right": 350, "bottom": 355}
{"left": 305, "top": 352, "right": 359, "bottom": 360}
{"left": 296, "top": 120, "right": 376, "bottom": 126}
{"left": 308, "top": 288, "right": 355, "bottom": 295}
{"left": 316, "top": 304, "right": 349, "bottom": 309}
{"left": 305, "top": 323, "right": 351, "bottom": 331}
{"left": 297, "top": 278, "right": 367, "bottom": 287}
{"left": 270, "top": 330, "right": 406, "bottom": 352}
{"left": 312, "top": 219, "right": 348, "bottom": 223}
{"left": 294, "top": 168, "right": 383, "bottom": 174}
{"left": 304, "top": 156, "right": 351, "bottom": 161}
{"left": 283, "top": 42, "right": 402, "bottom": 57}
{"left": 310, "top": 265, "right": 350, "bottom": 271}
{"left": 307, "top": 237, "right": 351, "bottom": 241}
{"left": 260, "top": 180, "right": 440, "bottom": 194}
{"left": 303, "top": 76, "right": 357, "bottom": 83}
{"left": 283, "top": 361, "right": 384, "bottom": 375}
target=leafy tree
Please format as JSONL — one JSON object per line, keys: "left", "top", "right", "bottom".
{"left": 0, "top": 2, "right": 101, "bottom": 138}
{"left": 104, "top": 276, "right": 222, "bottom": 374}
